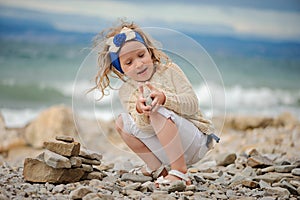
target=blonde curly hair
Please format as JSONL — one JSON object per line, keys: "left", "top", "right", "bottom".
{"left": 90, "top": 20, "right": 170, "bottom": 100}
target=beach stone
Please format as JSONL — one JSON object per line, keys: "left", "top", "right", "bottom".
{"left": 0, "top": 112, "right": 27, "bottom": 151}
{"left": 247, "top": 154, "right": 273, "bottom": 168}
{"left": 229, "top": 174, "right": 246, "bottom": 186}
{"left": 242, "top": 179, "right": 259, "bottom": 188}
{"left": 69, "top": 186, "right": 93, "bottom": 199}
{"left": 275, "top": 165, "right": 297, "bottom": 173}
{"left": 24, "top": 105, "right": 76, "bottom": 148}
{"left": 55, "top": 135, "right": 74, "bottom": 143}
{"left": 181, "top": 190, "right": 194, "bottom": 196}
{"left": 123, "top": 182, "right": 141, "bottom": 190}
{"left": 82, "top": 193, "right": 101, "bottom": 200}
{"left": 79, "top": 148, "right": 103, "bottom": 162}
{"left": 265, "top": 186, "right": 290, "bottom": 197}
{"left": 247, "top": 148, "right": 261, "bottom": 157}
{"left": 94, "top": 163, "right": 114, "bottom": 171}
{"left": 186, "top": 184, "right": 197, "bottom": 191}
{"left": 23, "top": 158, "right": 84, "bottom": 183}
{"left": 261, "top": 166, "right": 275, "bottom": 173}
{"left": 280, "top": 180, "right": 299, "bottom": 195}
{"left": 253, "top": 172, "right": 293, "bottom": 183}
{"left": 290, "top": 180, "right": 300, "bottom": 187}
{"left": 228, "top": 115, "right": 273, "bottom": 130}
{"left": 79, "top": 157, "right": 101, "bottom": 166}
{"left": 241, "top": 166, "right": 256, "bottom": 177}
{"left": 141, "top": 181, "right": 156, "bottom": 192}
{"left": 86, "top": 171, "right": 104, "bottom": 180}
{"left": 216, "top": 153, "right": 237, "bottom": 166}
{"left": 167, "top": 180, "right": 186, "bottom": 192}
{"left": 80, "top": 164, "right": 93, "bottom": 172}
{"left": 43, "top": 150, "right": 71, "bottom": 169}
{"left": 194, "top": 175, "right": 206, "bottom": 183}
{"left": 69, "top": 157, "right": 82, "bottom": 168}
{"left": 98, "top": 193, "right": 114, "bottom": 200}
{"left": 44, "top": 141, "right": 80, "bottom": 157}
{"left": 188, "top": 168, "right": 198, "bottom": 173}
{"left": 52, "top": 184, "right": 65, "bottom": 193}
{"left": 201, "top": 172, "right": 221, "bottom": 180}
{"left": 259, "top": 180, "right": 271, "bottom": 189}
{"left": 291, "top": 168, "right": 300, "bottom": 176}
{"left": 124, "top": 190, "right": 144, "bottom": 198}
{"left": 292, "top": 160, "right": 300, "bottom": 167}
{"left": 274, "top": 112, "right": 298, "bottom": 128}
{"left": 151, "top": 193, "right": 176, "bottom": 200}
{"left": 121, "top": 173, "right": 152, "bottom": 183}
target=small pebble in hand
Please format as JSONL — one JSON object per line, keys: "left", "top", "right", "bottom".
{"left": 145, "top": 96, "right": 153, "bottom": 106}
{"left": 143, "top": 87, "right": 153, "bottom": 106}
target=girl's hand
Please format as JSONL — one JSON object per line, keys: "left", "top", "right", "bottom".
{"left": 136, "top": 84, "right": 152, "bottom": 116}
{"left": 145, "top": 82, "right": 166, "bottom": 111}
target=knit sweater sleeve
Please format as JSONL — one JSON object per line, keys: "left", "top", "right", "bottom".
{"left": 163, "top": 63, "right": 199, "bottom": 115}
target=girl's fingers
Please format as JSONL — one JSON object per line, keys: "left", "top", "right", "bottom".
{"left": 138, "top": 84, "right": 144, "bottom": 95}
{"left": 151, "top": 97, "right": 158, "bottom": 107}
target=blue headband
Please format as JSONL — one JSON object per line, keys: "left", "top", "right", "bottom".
{"left": 106, "top": 27, "right": 146, "bottom": 74}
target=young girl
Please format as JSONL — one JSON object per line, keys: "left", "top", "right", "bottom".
{"left": 92, "top": 21, "right": 219, "bottom": 185}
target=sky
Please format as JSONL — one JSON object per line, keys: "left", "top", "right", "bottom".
{"left": 0, "top": 0, "right": 300, "bottom": 42}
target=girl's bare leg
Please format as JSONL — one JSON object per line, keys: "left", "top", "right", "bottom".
{"left": 149, "top": 112, "right": 189, "bottom": 181}
{"left": 115, "top": 115, "right": 163, "bottom": 173}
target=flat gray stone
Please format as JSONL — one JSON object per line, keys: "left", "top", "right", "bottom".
{"left": 79, "top": 148, "right": 103, "bottom": 162}
{"left": 265, "top": 186, "right": 290, "bottom": 197}
{"left": 216, "top": 153, "right": 237, "bottom": 166}
{"left": 259, "top": 180, "right": 271, "bottom": 189}
{"left": 261, "top": 166, "right": 275, "bottom": 173}
{"left": 44, "top": 141, "right": 80, "bottom": 157}
{"left": 79, "top": 157, "right": 101, "bottom": 166}
{"left": 86, "top": 171, "right": 104, "bottom": 180}
{"left": 291, "top": 168, "right": 300, "bottom": 176}
{"left": 43, "top": 150, "right": 71, "bottom": 169}
{"left": 241, "top": 179, "right": 259, "bottom": 188}
{"left": 80, "top": 164, "right": 93, "bottom": 172}
{"left": 280, "top": 180, "right": 299, "bottom": 195}
{"left": 274, "top": 165, "right": 297, "bottom": 173}
{"left": 167, "top": 180, "right": 186, "bottom": 192}
{"left": 253, "top": 172, "right": 294, "bottom": 183}
{"left": 69, "top": 157, "right": 82, "bottom": 168}
{"left": 55, "top": 135, "right": 74, "bottom": 143}
{"left": 247, "top": 154, "right": 273, "bottom": 168}
{"left": 23, "top": 158, "right": 84, "bottom": 183}
{"left": 69, "top": 186, "right": 93, "bottom": 199}
{"left": 121, "top": 173, "right": 152, "bottom": 183}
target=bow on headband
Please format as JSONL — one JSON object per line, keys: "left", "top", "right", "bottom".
{"left": 106, "top": 27, "right": 146, "bottom": 73}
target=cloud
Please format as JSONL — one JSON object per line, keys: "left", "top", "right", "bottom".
{"left": 1, "top": 0, "right": 300, "bottom": 41}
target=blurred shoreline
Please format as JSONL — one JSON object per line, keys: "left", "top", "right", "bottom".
{"left": 1, "top": 104, "right": 299, "bottom": 167}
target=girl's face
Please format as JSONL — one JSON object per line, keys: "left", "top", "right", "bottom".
{"left": 119, "top": 41, "right": 154, "bottom": 82}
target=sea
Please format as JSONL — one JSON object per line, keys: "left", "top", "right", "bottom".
{"left": 1, "top": 27, "right": 300, "bottom": 128}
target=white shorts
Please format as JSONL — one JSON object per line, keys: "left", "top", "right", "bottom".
{"left": 120, "top": 106, "right": 210, "bottom": 165}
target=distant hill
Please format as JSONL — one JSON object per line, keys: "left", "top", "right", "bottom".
{"left": 0, "top": 16, "right": 94, "bottom": 44}
{"left": 188, "top": 33, "right": 300, "bottom": 59}
{"left": 1, "top": 15, "right": 300, "bottom": 59}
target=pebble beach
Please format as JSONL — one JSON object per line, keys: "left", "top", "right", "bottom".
{"left": 1, "top": 105, "right": 300, "bottom": 199}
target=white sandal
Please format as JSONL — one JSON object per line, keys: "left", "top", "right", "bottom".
{"left": 155, "top": 170, "right": 191, "bottom": 192}
{"left": 129, "top": 164, "right": 166, "bottom": 179}
{"left": 156, "top": 169, "right": 190, "bottom": 185}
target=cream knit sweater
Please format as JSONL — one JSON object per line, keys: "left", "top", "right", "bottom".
{"left": 118, "top": 62, "right": 214, "bottom": 135}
